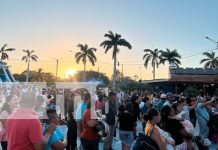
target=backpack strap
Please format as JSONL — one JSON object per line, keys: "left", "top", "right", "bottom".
{"left": 150, "top": 127, "right": 155, "bottom": 138}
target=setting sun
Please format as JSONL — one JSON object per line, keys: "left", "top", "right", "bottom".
{"left": 65, "top": 69, "right": 77, "bottom": 78}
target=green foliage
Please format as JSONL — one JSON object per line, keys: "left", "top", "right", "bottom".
{"left": 184, "top": 86, "right": 200, "bottom": 97}
{"left": 118, "top": 78, "right": 151, "bottom": 91}
{"left": 13, "top": 69, "right": 56, "bottom": 83}
{"left": 200, "top": 52, "right": 218, "bottom": 68}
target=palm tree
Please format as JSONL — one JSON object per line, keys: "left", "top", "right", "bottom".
{"left": 22, "top": 50, "right": 38, "bottom": 84}
{"left": 75, "top": 44, "right": 97, "bottom": 81}
{"left": 200, "top": 52, "right": 218, "bottom": 68}
{"left": 143, "top": 49, "right": 161, "bottom": 80}
{"left": 32, "top": 68, "right": 44, "bottom": 82}
{"left": 0, "top": 44, "right": 15, "bottom": 61}
{"left": 160, "top": 48, "right": 182, "bottom": 67}
{"left": 100, "top": 31, "right": 132, "bottom": 90}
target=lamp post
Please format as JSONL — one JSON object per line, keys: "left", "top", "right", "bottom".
{"left": 203, "top": 35, "right": 218, "bottom": 52}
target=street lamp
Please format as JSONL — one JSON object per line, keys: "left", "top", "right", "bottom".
{"left": 203, "top": 35, "right": 218, "bottom": 49}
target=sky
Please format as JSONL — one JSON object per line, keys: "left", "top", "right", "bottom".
{"left": 0, "top": 0, "right": 218, "bottom": 80}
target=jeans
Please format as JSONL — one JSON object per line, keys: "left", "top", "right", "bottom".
{"left": 80, "top": 138, "right": 99, "bottom": 150}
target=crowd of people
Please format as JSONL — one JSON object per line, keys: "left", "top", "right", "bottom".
{"left": 0, "top": 84, "right": 217, "bottom": 150}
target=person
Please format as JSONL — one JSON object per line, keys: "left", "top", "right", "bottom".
{"left": 80, "top": 93, "right": 100, "bottom": 150}
{"left": 196, "top": 96, "right": 215, "bottom": 141}
{"left": 151, "top": 93, "right": 159, "bottom": 107}
{"left": 34, "top": 95, "right": 45, "bottom": 119}
{"left": 118, "top": 102, "right": 136, "bottom": 150}
{"left": 6, "top": 91, "right": 56, "bottom": 150}
{"left": 66, "top": 99, "right": 77, "bottom": 150}
{"left": 0, "top": 94, "right": 19, "bottom": 150}
{"left": 156, "top": 93, "right": 167, "bottom": 111}
{"left": 44, "top": 111, "right": 67, "bottom": 150}
{"left": 163, "top": 92, "right": 175, "bottom": 107}
{"left": 161, "top": 105, "right": 193, "bottom": 150}
{"left": 103, "top": 91, "right": 117, "bottom": 150}
{"left": 130, "top": 89, "right": 142, "bottom": 121}
{"left": 95, "top": 94, "right": 105, "bottom": 111}
{"left": 140, "top": 96, "right": 151, "bottom": 115}
{"left": 75, "top": 94, "right": 88, "bottom": 135}
{"left": 144, "top": 108, "right": 167, "bottom": 150}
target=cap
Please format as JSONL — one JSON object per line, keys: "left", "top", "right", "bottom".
{"left": 109, "top": 91, "right": 116, "bottom": 97}
{"left": 160, "top": 94, "right": 166, "bottom": 99}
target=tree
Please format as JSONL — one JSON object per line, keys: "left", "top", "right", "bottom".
{"left": 75, "top": 44, "right": 97, "bottom": 81}
{"left": 22, "top": 50, "right": 38, "bottom": 84}
{"left": 0, "top": 44, "right": 15, "bottom": 61}
{"left": 143, "top": 49, "right": 161, "bottom": 80}
{"left": 31, "top": 68, "right": 44, "bottom": 82}
{"left": 100, "top": 31, "right": 132, "bottom": 90}
{"left": 160, "top": 48, "right": 181, "bottom": 67}
{"left": 200, "top": 52, "right": 218, "bottom": 68}
{"left": 73, "top": 70, "right": 110, "bottom": 85}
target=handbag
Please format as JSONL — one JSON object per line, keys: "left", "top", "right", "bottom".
{"left": 133, "top": 128, "right": 159, "bottom": 150}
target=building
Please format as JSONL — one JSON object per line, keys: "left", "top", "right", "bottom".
{"left": 142, "top": 67, "right": 218, "bottom": 95}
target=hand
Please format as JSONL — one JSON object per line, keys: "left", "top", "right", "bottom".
{"left": 46, "top": 123, "right": 56, "bottom": 135}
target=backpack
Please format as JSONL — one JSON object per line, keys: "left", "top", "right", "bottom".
{"left": 133, "top": 129, "right": 159, "bottom": 150}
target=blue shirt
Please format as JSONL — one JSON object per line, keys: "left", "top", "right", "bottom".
{"left": 156, "top": 99, "right": 166, "bottom": 111}
{"left": 196, "top": 103, "right": 210, "bottom": 122}
{"left": 75, "top": 101, "right": 87, "bottom": 121}
{"left": 43, "top": 124, "right": 64, "bottom": 150}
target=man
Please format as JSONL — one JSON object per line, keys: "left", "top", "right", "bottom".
{"left": 131, "top": 89, "right": 141, "bottom": 120}
{"left": 7, "top": 91, "right": 56, "bottom": 150}
{"left": 163, "top": 92, "right": 175, "bottom": 107}
{"left": 156, "top": 93, "right": 167, "bottom": 111}
{"left": 103, "top": 92, "right": 117, "bottom": 150}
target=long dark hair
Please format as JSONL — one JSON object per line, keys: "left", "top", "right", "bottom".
{"left": 1, "top": 94, "right": 16, "bottom": 114}
{"left": 160, "top": 105, "right": 171, "bottom": 130}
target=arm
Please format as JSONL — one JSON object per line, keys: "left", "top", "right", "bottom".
{"left": 51, "top": 138, "right": 68, "bottom": 150}
{"left": 188, "top": 100, "right": 199, "bottom": 110}
{"left": 135, "top": 95, "right": 142, "bottom": 104}
{"left": 151, "top": 128, "right": 167, "bottom": 150}
{"left": 33, "top": 123, "right": 56, "bottom": 150}
{"left": 201, "top": 97, "right": 215, "bottom": 107}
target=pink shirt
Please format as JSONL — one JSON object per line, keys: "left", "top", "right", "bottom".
{"left": 6, "top": 108, "right": 43, "bottom": 150}
{"left": 95, "top": 100, "right": 105, "bottom": 110}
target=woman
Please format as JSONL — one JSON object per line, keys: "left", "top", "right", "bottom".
{"left": 144, "top": 108, "right": 167, "bottom": 150}
{"left": 118, "top": 102, "right": 136, "bottom": 150}
{"left": 80, "top": 93, "right": 99, "bottom": 150}
{"left": 66, "top": 94, "right": 77, "bottom": 150}
{"left": 0, "top": 94, "right": 19, "bottom": 150}
{"left": 161, "top": 105, "right": 193, "bottom": 150}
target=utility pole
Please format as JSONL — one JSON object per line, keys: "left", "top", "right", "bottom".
{"left": 56, "top": 59, "right": 59, "bottom": 79}
{"left": 50, "top": 57, "right": 61, "bottom": 80}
